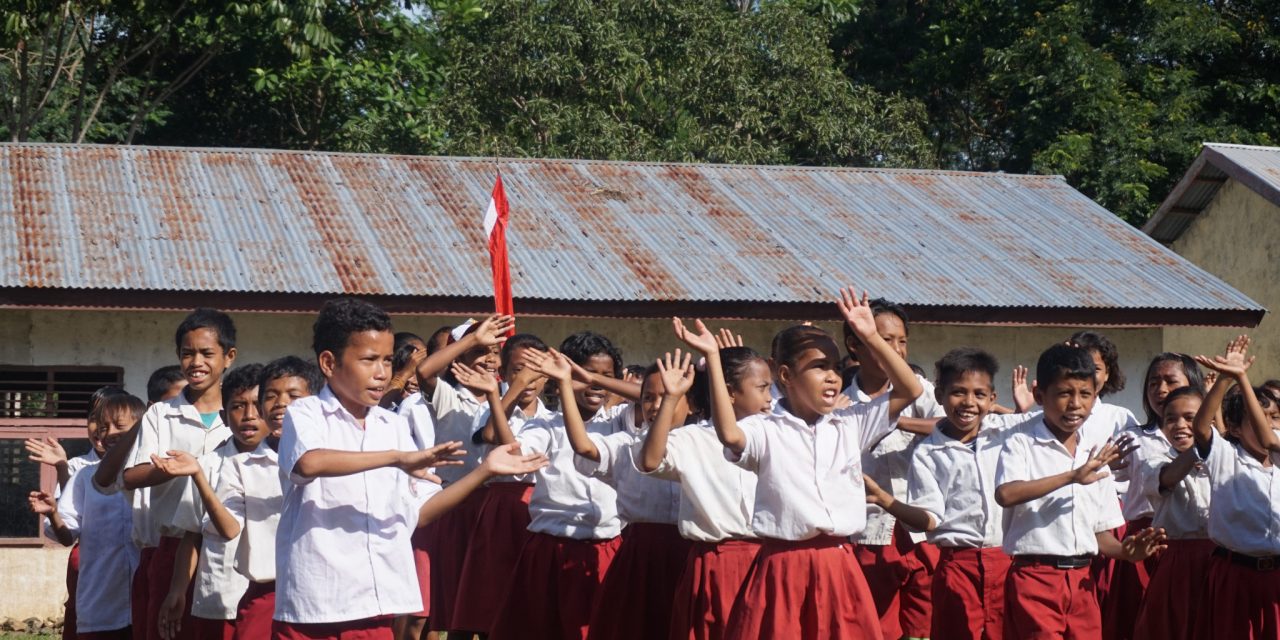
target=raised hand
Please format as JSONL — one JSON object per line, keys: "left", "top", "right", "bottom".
{"left": 1203, "top": 370, "right": 1218, "bottom": 389}
{"left": 398, "top": 441, "right": 466, "bottom": 480}
{"left": 25, "top": 437, "right": 67, "bottom": 468}
{"left": 1120, "top": 526, "right": 1168, "bottom": 562}
{"left": 28, "top": 491, "right": 56, "bottom": 515}
{"left": 151, "top": 451, "right": 201, "bottom": 477}
{"left": 657, "top": 350, "right": 696, "bottom": 397}
{"left": 1071, "top": 437, "right": 1134, "bottom": 485}
{"left": 1194, "top": 335, "right": 1254, "bottom": 380}
{"left": 523, "top": 348, "right": 573, "bottom": 382}
{"left": 1011, "top": 365, "right": 1035, "bottom": 413}
{"left": 451, "top": 362, "right": 499, "bottom": 395}
{"left": 473, "top": 314, "right": 516, "bottom": 346}
{"left": 481, "top": 442, "right": 550, "bottom": 476}
{"left": 672, "top": 317, "right": 719, "bottom": 355}
{"left": 714, "top": 328, "right": 744, "bottom": 350}
{"left": 837, "top": 287, "right": 877, "bottom": 339}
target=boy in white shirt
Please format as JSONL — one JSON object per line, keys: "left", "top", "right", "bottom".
{"left": 994, "top": 344, "right": 1164, "bottom": 640}
{"left": 273, "top": 298, "right": 546, "bottom": 639}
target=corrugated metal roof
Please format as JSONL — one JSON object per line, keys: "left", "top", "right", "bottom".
{"left": 1145, "top": 143, "right": 1280, "bottom": 243}
{"left": 0, "top": 143, "right": 1262, "bottom": 322}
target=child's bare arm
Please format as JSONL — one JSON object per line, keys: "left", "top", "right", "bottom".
{"left": 995, "top": 439, "right": 1129, "bottom": 507}
{"left": 567, "top": 358, "right": 641, "bottom": 403}
{"left": 158, "top": 531, "right": 200, "bottom": 640}
{"left": 1096, "top": 528, "right": 1167, "bottom": 563}
{"left": 525, "top": 349, "right": 600, "bottom": 461}
{"left": 639, "top": 352, "right": 695, "bottom": 473}
{"left": 1157, "top": 448, "right": 1201, "bottom": 490}
{"left": 94, "top": 424, "right": 140, "bottom": 491}
{"left": 293, "top": 442, "right": 464, "bottom": 480}
{"left": 864, "top": 474, "right": 935, "bottom": 532}
{"left": 674, "top": 318, "right": 747, "bottom": 454}
{"left": 478, "top": 368, "right": 541, "bottom": 445}
{"left": 1193, "top": 336, "right": 1267, "bottom": 452}
{"left": 414, "top": 314, "right": 514, "bottom": 394}
{"left": 28, "top": 491, "right": 74, "bottom": 546}
{"left": 418, "top": 443, "right": 549, "bottom": 526}
{"left": 838, "top": 287, "right": 923, "bottom": 419}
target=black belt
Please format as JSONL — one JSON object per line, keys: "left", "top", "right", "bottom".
{"left": 1213, "top": 546, "right": 1279, "bottom": 571}
{"left": 1012, "top": 554, "right": 1092, "bottom": 569}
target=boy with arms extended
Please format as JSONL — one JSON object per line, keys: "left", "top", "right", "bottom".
{"left": 273, "top": 298, "right": 546, "bottom": 639}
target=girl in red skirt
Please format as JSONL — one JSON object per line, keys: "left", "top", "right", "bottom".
{"left": 643, "top": 326, "right": 769, "bottom": 640}
{"left": 706, "top": 287, "right": 926, "bottom": 639}
{"left": 1132, "top": 386, "right": 1213, "bottom": 640}
{"left": 1189, "top": 336, "right": 1280, "bottom": 640}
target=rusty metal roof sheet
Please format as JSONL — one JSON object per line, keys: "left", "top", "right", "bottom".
{"left": 1146, "top": 143, "right": 1280, "bottom": 243}
{"left": 0, "top": 143, "right": 1262, "bottom": 324}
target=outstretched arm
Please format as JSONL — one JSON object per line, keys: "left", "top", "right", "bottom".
{"left": 675, "top": 317, "right": 747, "bottom": 454}
{"left": 94, "top": 424, "right": 140, "bottom": 491}
{"left": 419, "top": 443, "right": 548, "bottom": 526}
{"left": 995, "top": 438, "right": 1133, "bottom": 507}
{"left": 837, "top": 287, "right": 923, "bottom": 420}
{"left": 293, "top": 442, "right": 464, "bottom": 480}
{"left": 524, "top": 349, "right": 600, "bottom": 461}
{"left": 639, "top": 351, "right": 695, "bottom": 473}
{"left": 1193, "top": 335, "right": 1274, "bottom": 454}
{"left": 150, "top": 452, "right": 241, "bottom": 540}
{"left": 25, "top": 437, "right": 71, "bottom": 489}
{"left": 864, "top": 474, "right": 935, "bottom": 532}
{"left": 414, "top": 315, "right": 514, "bottom": 395}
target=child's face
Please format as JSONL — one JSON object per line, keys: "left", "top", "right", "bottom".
{"left": 640, "top": 371, "right": 688, "bottom": 427}
{"left": 573, "top": 354, "right": 616, "bottom": 416}
{"left": 503, "top": 347, "right": 547, "bottom": 408}
{"left": 226, "top": 386, "right": 267, "bottom": 449}
{"left": 1035, "top": 376, "right": 1096, "bottom": 439}
{"left": 1264, "top": 400, "right": 1280, "bottom": 434}
{"left": 95, "top": 410, "right": 137, "bottom": 452}
{"left": 461, "top": 343, "right": 501, "bottom": 376}
{"left": 1146, "top": 361, "right": 1189, "bottom": 417}
{"left": 730, "top": 360, "right": 774, "bottom": 419}
{"left": 1161, "top": 395, "right": 1200, "bottom": 452}
{"left": 848, "top": 314, "right": 907, "bottom": 379}
{"left": 779, "top": 341, "right": 843, "bottom": 419}
{"left": 85, "top": 420, "right": 105, "bottom": 455}
{"left": 323, "top": 330, "right": 394, "bottom": 410}
{"left": 260, "top": 375, "right": 312, "bottom": 439}
{"left": 1088, "top": 350, "right": 1110, "bottom": 393}
{"left": 178, "top": 328, "right": 236, "bottom": 396}
{"left": 939, "top": 371, "right": 996, "bottom": 434}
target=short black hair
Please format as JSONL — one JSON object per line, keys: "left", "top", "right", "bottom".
{"left": 426, "top": 326, "right": 453, "bottom": 355}
{"left": 1161, "top": 386, "right": 1204, "bottom": 412}
{"left": 392, "top": 342, "right": 419, "bottom": 374}
{"left": 94, "top": 392, "right": 146, "bottom": 430}
{"left": 559, "top": 331, "right": 623, "bottom": 378}
{"left": 772, "top": 325, "right": 837, "bottom": 369}
{"left": 500, "top": 333, "right": 550, "bottom": 376}
{"left": 934, "top": 347, "right": 999, "bottom": 392}
{"left": 175, "top": 308, "right": 236, "bottom": 352}
{"left": 1035, "top": 344, "right": 1096, "bottom": 390}
{"left": 146, "top": 365, "right": 185, "bottom": 404}
{"left": 623, "top": 364, "right": 648, "bottom": 379}
{"left": 312, "top": 298, "right": 393, "bottom": 358}
{"left": 222, "top": 363, "right": 264, "bottom": 408}
{"left": 1223, "top": 386, "right": 1274, "bottom": 432}
{"left": 258, "top": 356, "right": 324, "bottom": 396}
{"left": 394, "top": 332, "right": 425, "bottom": 353}
{"left": 89, "top": 386, "right": 127, "bottom": 417}
{"left": 842, "top": 298, "right": 910, "bottom": 347}
{"left": 1068, "top": 330, "right": 1126, "bottom": 396}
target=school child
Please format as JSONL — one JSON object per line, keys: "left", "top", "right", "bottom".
{"left": 537, "top": 347, "right": 688, "bottom": 640}
{"left": 1187, "top": 336, "right": 1280, "bottom": 639}
{"left": 402, "top": 315, "right": 512, "bottom": 637}
{"left": 216, "top": 357, "right": 321, "bottom": 640}
{"left": 488, "top": 330, "right": 635, "bottom": 640}
{"left": 380, "top": 332, "right": 427, "bottom": 411}
{"left": 151, "top": 364, "right": 266, "bottom": 640}
{"left": 709, "top": 288, "right": 925, "bottom": 638}
{"left": 34, "top": 392, "right": 146, "bottom": 639}
{"left": 994, "top": 344, "right": 1165, "bottom": 640}
{"left": 643, "top": 326, "right": 767, "bottom": 640}
{"left": 273, "top": 298, "right": 545, "bottom": 639}
{"left": 148, "top": 365, "right": 188, "bottom": 405}
{"left": 96, "top": 309, "right": 237, "bottom": 640}
{"left": 1130, "top": 386, "right": 1212, "bottom": 640}
{"left": 452, "top": 333, "right": 555, "bottom": 634}
{"left": 842, "top": 299, "right": 943, "bottom": 640}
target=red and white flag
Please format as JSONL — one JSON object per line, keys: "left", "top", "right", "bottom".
{"left": 484, "top": 173, "right": 515, "bottom": 333}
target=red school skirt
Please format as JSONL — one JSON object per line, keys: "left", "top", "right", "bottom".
{"left": 725, "top": 535, "right": 884, "bottom": 639}
{"left": 1102, "top": 516, "right": 1159, "bottom": 640}
{"left": 1132, "top": 538, "right": 1214, "bottom": 640}
{"left": 450, "top": 481, "right": 534, "bottom": 632}
{"left": 1202, "top": 548, "right": 1280, "bottom": 639}
{"left": 586, "top": 522, "right": 692, "bottom": 640}
{"left": 271, "top": 616, "right": 393, "bottom": 640}
{"left": 668, "top": 538, "right": 761, "bottom": 640}
{"left": 931, "top": 546, "right": 1011, "bottom": 640}
{"left": 146, "top": 536, "right": 196, "bottom": 640}
{"left": 235, "top": 580, "right": 275, "bottom": 640}
{"left": 425, "top": 485, "right": 487, "bottom": 631}
{"left": 854, "top": 522, "right": 939, "bottom": 640}
{"left": 488, "top": 531, "right": 621, "bottom": 640}
{"left": 406, "top": 524, "right": 431, "bottom": 618}
{"left": 1004, "top": 561, "right": 1102, "bottom": 640}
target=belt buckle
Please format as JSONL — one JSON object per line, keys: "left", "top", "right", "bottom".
{"left": 1259, "top": 557, "right": 1276, "bottom": 571}
{"left": 1054, "top": 558, "right": 1074, "bottom": 569}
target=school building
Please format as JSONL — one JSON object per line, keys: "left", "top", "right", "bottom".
{"left": 0, "top": 142, "right": 1264, "bottom": 620}
{"left": 1145, "top": 142, "right": 1280, "bottom": 378}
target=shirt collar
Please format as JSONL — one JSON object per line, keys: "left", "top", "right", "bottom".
{"left": 244, "top": 439, "right": 278, "bottom": 462}
{"left": 1030, "top": 417, "right": 1075, "bottom": 451}
{"left": 163, "top": 390, "right": 221, "bottom": 427}
{"left": 316, "top": 385, "right": 391, "bottom": 428}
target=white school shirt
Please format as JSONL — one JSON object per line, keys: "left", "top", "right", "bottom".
{"left": 43, "top": 450, "right": 99, "bottom": 540}
{"left": 216, "top": 441, "right": 282, "bottom": 583}
{"left": 1138, "top": 446, "right": 1210, "bottom": 540}
{"left": 397, "top": 391, "right": 437, "bottom": 452}
{"left": 575, "top": 428, "right": 681, "bottom": 525}
{"left": 851, "top": 374, "right": 943, "bottom": 545}
{"left": 996, "top": 418, "right": 1125, "bottom": 556}
{"left": 644, "top": 422, "right": 757, "bottom": 542}
{"left": 431, "top": 382, "right": 487, "bottom": 484}
{"left": 1112, "top": 422, "right": 1169, "bottom": 521}
{"left": 275, "top": 387, "right": 440, "bottom": 624}
{"left": 170, "top": 438, "right": 250, "bottom": 619}
{"left": 471, "top": 397, "right": 554, "bottom": 485}
{"left": 123, "top": 394, "right": 230, "bottom": 540}
{"left": 58, "top": 461, "right": 139, "bottom": 633}
{"left": 518, "top": 404, "right": 629, "bottom": 539}
{"left": 906, "top": 415, "right": 1023, "bottom": 549}
{"left": 1197, "top": 430, "right": 1280, "bottom": 556}
{"left": 729, "top": 395, "right": 895, "bottom": 540}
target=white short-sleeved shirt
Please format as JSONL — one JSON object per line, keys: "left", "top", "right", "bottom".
{"left": 58, "top": 461, "right": 139, "bottom": 633}
{"left": 216, "top": 441, "right": 282, "bottom": 583}
{"left": 1112, "top": 422, "right": 1169, "bottom": 521}
{"left": 730, "top": 396, "right": 895, "bottom": 540}
{"left": 1197, "top": 431, "right": 1280, "bottom": 556}
{"left": 170, "top": 438, "right": 249, "bottom": 619}
{"left": 431, "top": 382, "right": 487, "bottom": 484}
{"left": 645, "top": 422, "right": 757, "bottom": 542}
{"left": 123, "top": 393, "right": 230, "bottom": 541}
{"left": 472, "top": 397, "right": 554, "bottom": 485}
{"left": 907, "top": 415, "right": 1023, "bottom": 549}
{"left": 397, "top": 391, "right": 437, "bottom": 452}
{"left": 274, "top": 386, "right": 440, "bottom": 624}
{"left": 44, "top": 451, "right": 99, "bottom": 540}
{"left": 850, "top": 374, "right": 943, "bottom": 545}
{"left": 575, "top": 429, "right": 680, "bottom": 525}
{"left": 1139, "top": 446, "right": 1210, "bottom": 540}
{"left": 518, "top": 404, "right": 629, "bottom": 539}
{"left": 996, "top": 418, "right": 1125, "bottom": 556}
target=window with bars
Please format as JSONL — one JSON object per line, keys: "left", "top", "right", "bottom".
{"left": 0, "top": 366, "right": 124, "bottom": 419}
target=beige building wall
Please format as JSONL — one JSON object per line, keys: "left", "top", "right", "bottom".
{"left": 1163, "top": 180, "right": 1280, "bottom": 381}
{"left": 0, "top": 546, "right": 72, "bottom": 620}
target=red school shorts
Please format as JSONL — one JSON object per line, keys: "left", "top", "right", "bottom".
{"left": 931, "top": 546, "right": 1011, "bottom": 640}
{"left": 1004, "top": 561, "right": 1102, "bottom": 640}
{"left": 854, "top": 521, "right": 939, "bottom": 640}
{"left": 235, "top": 581, "right": 275, "bottom": 640}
